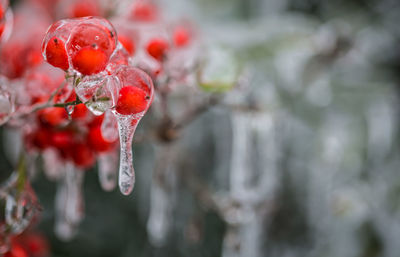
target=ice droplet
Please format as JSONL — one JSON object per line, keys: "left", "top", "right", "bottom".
{"left": 54, "top": 163, "right": 84, "bottom": 241}
{"left": 113, "top": 113, "right": 141, "bottom": 195}
{"left": 98, "top": 151, "right": 118, "bottom": 191}
{"left": 65, "top": 105, "right": 74, "bottom": 115}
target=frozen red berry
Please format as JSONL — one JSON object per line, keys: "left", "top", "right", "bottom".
{"left": 118, "top": 35, "right": 135, "bottom": 55}
{"left": 72, "top": 143, "right": 95, "bottom": 168}
{"left": 130, "top": 1, "right": 158, "bottom": 22}
{"left": 68, "top": 21, "right": 116, "bottom": 58}
{"left": 45, "top": 36, "right": 69, "bottom": 70}
{"left": 51, "top": 131, "right": 74, "bottom": 149}
{"left": 173, "top": 26, "right": 190, "bottom": 47}
{"left": 38, "top": 107, "right": 68, "bottom": 126}
{"left": 146, "top": 38, "right": 169, "bottom": 61}
{"left": 71, "top": 103, "right": 88, "bottom": 119}
{"left": 71, "top": 46, "right": 108, "bottom": 75}
{"left": 4, "top": 244, "right": 28, "bottom": 257}
{"left": 116, "top": 86, "right": 150, "bottom": 115}
{"left": 70, "top": 1, "right": 101, "bottom": 18}
{"left": 87, "top": 126, "right": 115, "bottom": 152}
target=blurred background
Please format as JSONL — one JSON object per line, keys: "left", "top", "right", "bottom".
{"left": 2, "top": 0, "right": 400, "bottom": 256}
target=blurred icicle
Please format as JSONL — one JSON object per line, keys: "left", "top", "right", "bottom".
{"left": 219, "top": 110, "right": 278, "bottom": 257}
{"left": 147, "top": 144, "right": 178, "bottom": 247}
{"left": 98, "top": 151, "right": 118, "bottom": 191}
{"left": 55, "top": 163, "right": 85, "bottom": 241}
{"left": 42, "top": 148, "right": 65, "bottom": 181}
{"left": 5, "top": 185, "right": 38, "bottom": 234}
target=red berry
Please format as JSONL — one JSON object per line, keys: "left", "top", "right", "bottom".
{"left": 146, "top": 38, "right": 168, "bottom": 61}
{"left": 174, "top": 26, "right": 190, "bottom": 47}
{"left": 51, "top": 131, "right": 74, "bottom": 149}
{"left": 21, "top": 234, "right": 49, "bottom": 257}
{"left": 38, "top": 107, "right": 68, "bottom": 126}
{"left": 45, "top": 36, "right": 69, "bottom": 70}
{"left": 4, "top": 244, "right": 28, "bottom": 257}
{"left": 0, "top": 4, "right": 4, "bottom": 20}
{"left": 118, "top": 35, "right": 135, "bottom": 55}
{"left": 87, "top": 126, "right": 115, "bottom": 152}
{"left": 89, "top": 114, "right": 105, "bottom": 127}
{"left": 31, "top": 127, "right": 52, "bottom": 149}
{"left": 72, "top": 46, "right": 108, "bottom": 75}
{"left": 71, "top": 103, "right": 88, "bottom": 119}
{"left": 116, "top": 86, "right": 150, "bottom": 115}
{"left": 71, "top": 143, "right": 95, "bottom": 168}
{"left": 0, "top": 22, "right": 5, "bottom": 39}
{"left": 130, "top": 1, "right": 158, "bottom": 22}
{"left": 71, "top": 1, "right": 101, "bottom": 18}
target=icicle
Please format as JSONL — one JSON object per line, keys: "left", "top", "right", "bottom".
{"left": 98, "top": 151, "right": 118, "bottom": 191}
{"left": 42, "top": 148, "right": 64, "bottom": 181}
{"left": 5, "top": 184, "right": 39, "bottom": 235}
{"left": 101, "top": 110, "right": 119, "bottom": 142}
{"left": 54, "top": 162, "right": 84, "bottom": 241}
{"left": 147, "top": 144, "right": 178, "bottom": 247}
{"left": 147, "top": 182, "right": 171, "bottom": 246}
{"left": 113, "top": 113, "right": 140, "bottom": 195}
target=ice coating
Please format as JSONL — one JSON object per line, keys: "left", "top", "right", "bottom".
{"left": 5, "top": 183, "right": 38, "bottom": 235}
{"left": 0, "top": 1, "right": 13, "bottom": 44}
{"left": 98, "top": 151, "right": 118, "bottom": 191}
{"left": 0, "top": 80, "right": 14, "bottom": 126}
{"left": 42, "top": 16, "right": 117, "bottom": 75}
{"left": 76, "top": 76, "right": 113, "bottom": 116}
{"left": 112, "top": 66, "right": 154, "bottom": 195}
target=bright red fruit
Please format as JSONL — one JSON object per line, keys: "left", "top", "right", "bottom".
{"left": 31, "top": 127, "right": 51, "bottom": 150}
{"left": 71, "top": 1, "right": 101, "bottom": 18}
{"left": 4, "top": 244, "right": 28, "bottom": 257}
{"left": 38, "top": 107, "right": 68, "bottom": 126}
{"left": 51, "top": 131, "right": 74, "bottom": 149}
{"left": 116, "top": 86, "right": 150, "bottom": 115}
{"left": 146, "top": 38, "right": 169, "bottom": 61}
{"left": 130, "top": 1, "right": 158, "bottom": 22}
{"left": 17, "top": 233, "right": 49, "bottom": 257}
{"left": 0, "top": 4, "right": 4, "bottom": 20}
{"left": 0, "top": 22, "right": 5, "bottom": 39}
{"left": 174, "top": 27, "right": 190, "bottom": 47}
{"left": 89, "top": 114, "right": 105, "bottom": 127}
{"left": 72, "top": 143, "right": 95, "bottom": 168}
{"left": 72, "top": 47, "right": 108, "bottom": 75}
{"left": 71, "top": 103, "right": 88, "bottom": 119}
{"left": 87, "top": 126, "right": 115, "bottom": 152}
{"left": 45, "top": 36, "right": 69, "bottom": 70}
{"left": 118, "top": 35, "right": 135, "bottom": 55}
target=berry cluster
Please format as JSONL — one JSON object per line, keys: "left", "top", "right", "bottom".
{"left": 26, "top": 103, "right": 116, "bottom": 169}
{"left": 0, "top": 0, "right": 228, "bottom": 246}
